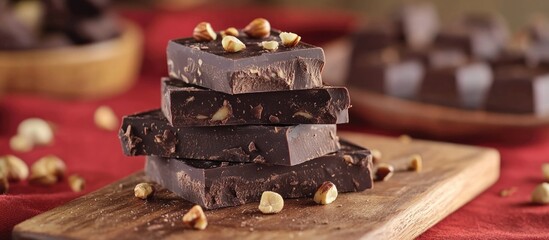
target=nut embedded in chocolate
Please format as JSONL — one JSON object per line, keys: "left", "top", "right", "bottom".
{"left": 313, "top": 181, "right": 338, "bottom": 205}
{"left": 182, "top": 205, "right": 208, "bottom": 230}
{"left": 280, "top": 32, "right": 301, "bottom": 47}
{"left": 221, "top": 27, "right": 239, "bottom": 38}
{"left": 243, "top": 18, "right": 271, "bottom": 38}
{"left": 261, "top": 40, "right": 279, "bottom": 50}
{"left": 193, "top": 22, "right": 217, "bottom": 42}
{"left": 222, "top": 35, "right": 246, "bottom": 52}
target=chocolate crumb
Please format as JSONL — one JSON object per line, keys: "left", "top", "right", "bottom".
{"left": 248, "top": 142, "right": 257, "bottom": 152}
{"left": 269, "top": 115, "right": 280, "bottom": 123}
{"left": 252, "top": 104, "right": 264, "bottom": 119}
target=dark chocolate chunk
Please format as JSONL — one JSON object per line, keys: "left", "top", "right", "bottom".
{"left": 67, "top": 0, "right": 110, "bottom": 17}
{"left": 419, "top": 62, "right": 493, "bottom": 109}
{"left": 435, "top": 13, "right": 509, "bottom": 60}
{"left": 145, "top": 141, "right": 373, "bottom": 209}
{"left": 119, "top": 109, "right": 340, "bottom": 166}
{"left": 351, "top": 22, "right": 398, "bottom": 54}
{"left": 167, "top": 30, "right": 324, "bottom": 94}
{"left": 348, "top": 47, "right": 425, "bottom": 99}
{"left": 485, "top": 66, "right": 549, "bottom": 115}
{"left": 161, "top": 78, "right": 350, "bottom": 126}
{"left": 394, "top": 2, "right": 439, "bottom": 50}
{"left": 0, "top": 10, "right": 35, "bottom": 50}
{"left": 67, "top": 11, "right": 121, "bottom": 44}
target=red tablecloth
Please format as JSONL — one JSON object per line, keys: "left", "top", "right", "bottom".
{"left": 2, "top": 7, "right": 549, "bottom": 239}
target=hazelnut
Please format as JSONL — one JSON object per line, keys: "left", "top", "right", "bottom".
{"left": 408, "top": 154, "right": 423, "bottom": 172}
{"left": 221, "top": 27, "right": 239, "bottom": 37}
{"left": 261, "top": 41, "right": 279, "bottom": 51}
{"left": 542, "top": 163, "right": 549, "bottom": 181}
{"left": 134, "top": 182, "right": 154, "bottom": 199}
{"left": 18, "top": 118, "right": 54, "bottom": 146}
{"left": 375, "top": 163, "right": 394, "bottom": 181}
{"left": 0, "top": 177, "right": 8, "bottom": 194}
{"left": 313, "top": 181, "right": 338, "bottom": 205}
{"left": 279, "top": 32, "right": 301, "bottom": 47}
{"left": 94, "top": 105, "right": 119, "bottom": 131}
{"left": 9, "top": 135, "right": 33, "bottom": 152}
{"left": 222, "top": 36, "right": 246, "bottom": 53}
{"left": 243, "top": 18, "right": 271, "bottom": 38}
{"left": 258, "top": 191, "right": 284, "bottom": 214}
{"left": 399, "top": 134, "right": 412, "bottom": 144}
{"left": 293, "top": 111, "right": 313, "bottom": 119}
{"left": 68, "top": 174, "right": 85, "bottom": 192}
{"left": 31, "top": 155, "right": 66, "bottom": 181}
{"left": 193, "top": 22, "right": 217, "bottom": 41}
{"left": 343, "top": 155, "right": 354, "bottom": 165}
{"left": 499, "top": 187, "right": 517, "bottom": 197}
{"left": 210, "top": 101, "right": 232, "bottom": 122}
{"left": 0, "top": 155, "right": 29, "bottom": 182}
{"left": 532, "top": 183, "right": 549, "bottom": 204}
{"left": 29, "top": 174, "right": 57, "bottom": 186}
{"left": 370, "top": 149, "right": 382, "bottom": 164}
{"left": 183, "top": 205, "right": 208, "bottom": 230}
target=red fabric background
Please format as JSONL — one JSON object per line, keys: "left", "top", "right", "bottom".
{"left": 1, "top": 7, "right": 549, "bottom": 239}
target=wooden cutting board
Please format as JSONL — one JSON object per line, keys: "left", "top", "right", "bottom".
{"left": 12, "top": 132, "right": 500, "bottom": 240}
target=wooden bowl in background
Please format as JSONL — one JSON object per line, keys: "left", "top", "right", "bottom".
{"left": 0, "top": 20, "right": 142, "bottom": 99}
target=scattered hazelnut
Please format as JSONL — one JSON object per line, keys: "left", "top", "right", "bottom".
{"left": 134, "top": 182, "right": 154, "bottom": 199}
{"left": 370, "top": 149, "right": 382, "bottom": 164}
{"left": 261, "top": 41, "right": 279, "bottom": 51}
{"left": 313, "top": 181, "right": 338, "bottom": 205}
{"left": 375, "top": 163, "right": 394, "bottom": 181}
{"left": 183, "top": 205, "right": 208, "bottom": 230}
{"left": 343, "top": 155, "right": 354, "bottom": 165}
{"left": 531, "top": 183, "right": 549, "bottom": 204}
{"left": 243, "top": 18, "right": 271, "bottom": 38}
{"left": 94, "top": 106, "right": 119, "bottom": 131}
{"left": 0, "top": 155, "right": 29, "bottom": 182}
{"left": 279, "top": 32, "right": 301, "bottom": 47}
{"left": 222, "top": 36, "right": 246, "bottom": 53}
{"left": 408, "top": 154, "right": 423, "bottom": 172}
{"left": 0, "top": 177, "right": 8, "bottom": 194}
{"left": 258, "top": 191, "right": 284, "bottom": 214}
{"left": 68, "top": 174, "right": 85, "bottom": 192}
{"left": 399, "top": 134, "right": 412, "bottom": 144}
{"left": 542, "top": 163, "right": 549, "bottom": 181}
{"left": 31, "top": 155, "right": 66, "bottom": 181}
{"left": 29, "top": 174, "right": 57, "bottom": 186}
{"left": 499, "top": 187, "right": 517, "bottom": 197}
{"left": 221, "top": 27, "right": 239, "bottom": 37}
{"left": 18, "top": 118, "right": 54, "bottom": 146}
{"left": 193, "top": 22, "right": 217, "bottom": 41}
{"left": 9, "top": 135, "right": 33, "bottom": 152}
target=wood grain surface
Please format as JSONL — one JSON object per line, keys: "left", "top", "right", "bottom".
{"left": 349, "top": 87, "right": 549, "bottom": 139}
{"left": 13, "top": 132, "right": 500, "bottom": 240}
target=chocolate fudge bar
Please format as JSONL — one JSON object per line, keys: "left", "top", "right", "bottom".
{"left": 161, "top": 78, "right": 350, "bottom": 126}
{"left": 485, "top": 66, "right": 549, "bottom": 115}
{"left": 119, "top": 109, "right": 340, "bottom": 166}
{"left": 419, "top": 62, "right": 493, "bottom": 109}
{"left": 145, "top": 141, "right": 373, "bottom": 209}
{"left": 167, "top": 30, "right": 324, "bottom": 94}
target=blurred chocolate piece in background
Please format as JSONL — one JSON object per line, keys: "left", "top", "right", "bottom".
{"left": 420, "top": 62, "right": 493, "bottom": 109}
{"left": 436, "top": 13, "right": 509, "bottom": 60}
{"left": 394, "top": 2, "right": 439, "bottom": 50}
{"left": 68, "top": 12, "right": 121, "bottom": 44}
{"left": 67, "top": 0, "right": 110, "bottom": 17}
{"left": 0, "top": 10, "right": 35, "bottom": 50}
{"left": 485, "top": 66, "right": 549, "bottom": 115}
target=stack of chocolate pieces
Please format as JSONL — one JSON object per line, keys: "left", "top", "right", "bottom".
{"left": 348, "top": 2, "right": 549, "bottom": 116}
{"left": 119, "top": 19, "right": 373, "bottom": 209}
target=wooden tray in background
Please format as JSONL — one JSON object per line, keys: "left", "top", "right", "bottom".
{"left": 13, "top": 132, "right": 499, "bottom": 240}
{"left": 349, "top": 87, "right": 549, "bottom": 139}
